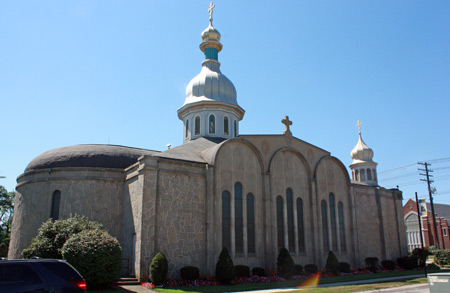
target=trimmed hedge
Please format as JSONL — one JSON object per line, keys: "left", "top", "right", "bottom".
{"left": 381, "top": 260, "right": 396, "bottom": 270}
{"left": 215, "top": 247, "right": 234, "bottom": 284}
{"left": 304, "top": 264, "right": 318, "bottom": 274}
{"left": 149, "top": 253, "right": 168, "bottom": 285}
{"left": 365, "top": 257, "right": 379, "bottom": 272}
{"left": 293, "top": 264, "right": 303, "bottom": 275}
{"left": 62, "top": 229, "right": 122, "bottom": 287}
{"left": 397, "top": 256, "right": 418, "bottom": 270}
{"left": 252, "top": 267, "right": 266, "bottom": 277}
{"left": 180, "top": 266, "right": 200, "bottom": 280}
{"left": 325, "top": 251, "right": 339, "bottom": 274}
{"left": 277, "top": 248, "right": 294, "bottom": 278}
{"left": 338, "top": 262, "right": 351, "bottom": 273}
{"left": 234, "top": 265, "right": 250, "bottom": 277}
{"left": 412, "top": 248, "right": 428, "bottom": 267}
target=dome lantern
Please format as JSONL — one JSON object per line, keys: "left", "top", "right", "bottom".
{"left": 349, "top": 120, "right": 378, "bottom": 186}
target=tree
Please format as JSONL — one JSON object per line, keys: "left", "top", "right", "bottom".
{"left": 215, "top": 247, "right": 235, "bottom": 284}
{"left": 277, "top": 248, "right": 295, "bottom": 278}
{"left": 0, "top": 185, "right": 15, "bottom": 256}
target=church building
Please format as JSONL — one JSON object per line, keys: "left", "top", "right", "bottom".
{"left": 8, "top": 4, "right": 407, "bottom": 281}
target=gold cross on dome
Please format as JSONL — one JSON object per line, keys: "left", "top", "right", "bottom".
{"left": 282, "top": 115, "right": 293, "bottom": 135}
{"left": 355, "top": 120, "right": 363, "bottom": 134}
{"left": 208, "top": 2, "right": 215, "bottom": 26}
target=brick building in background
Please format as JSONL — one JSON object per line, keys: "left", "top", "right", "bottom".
{"left": 403, "top": 198, "right": 450, "bottom": 251}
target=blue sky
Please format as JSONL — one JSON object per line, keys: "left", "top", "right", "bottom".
{"left": 1, "top": 1, "right": 449, "bottom": 206}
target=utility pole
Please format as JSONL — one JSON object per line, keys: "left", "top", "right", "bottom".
{"left": 415, "top": 192, "right": 427, "bottom": 276}
{"left": 418, "top": 162, "right": 440, "bottom": 249}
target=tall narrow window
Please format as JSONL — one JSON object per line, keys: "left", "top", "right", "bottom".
{"left": 224, "top": 116, "right": 229, "bottom": 135}
{"left": 50, "top": 190, "right": 61, "bottom": 220}
{"left": 338, "top": 202, "right": 346, "bottom": 251}
{"left": 247, "top": 193, "right": 255, "bottom": 253}
{"left": 367, "top": 169, "right": 372, "bottom": 180}
{"left": 276, "top": 196, "right": 285, "bottom": 250}
{"left": 234, "top": 121, "right": 237, "bottom": 137}
{"left": 209, "top": 115, "right": 215, "bottom": 134}
{"left": 222, "top": 191, "right": 231, "bottom": 250}
{"left": 372, "top": 169, "right": 377, "bottom": 181}
{"left": 329, "top": 193, "right": 338, "bottom": 251}
{"left": 195, "top": 116, "right": 200, "bottom": 135}
{"left": 185, "top": 120, "right": 189, "bottom": 138}
{"left": 235, "top": 182, "right": 243, "bottom": 253}
{"left": 286, "top": 188, "right": 295, "bottom": 252}
{"left": 297, "top": 198, "right": 305, "bottom": 252}
{"left": 321, "top": 200, "right": 329, "bottom": 252}
{"left": 360, "top": 169, "right": 366, "bottom": 181}
{"left": 355, "top": 170, "right": 359, "bottom": 181}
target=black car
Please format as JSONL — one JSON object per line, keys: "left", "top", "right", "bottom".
{"left": 0, "top": 259, "right": 86, "bottom": 292}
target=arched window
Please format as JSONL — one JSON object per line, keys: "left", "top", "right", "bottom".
{"left": 373, "top": 169, "right": 377, "bottom": 181}
{"left": 338, "top": 201, "right": 346, "bottom": 251}
{"left": 355, "top": 170, "right": 359, "bottom": 181}
{"left": 185, "top": 120, "right": 189, "bottom": 138}
{"left": 329, "top": 193, "right": 338, "bottom": 251}
{"left": 297, "top": 198, "right": 305, "bottom": 252}
{"left": 321, "top": 200, "right": 329, "bottom": 252}
{"left": 235, "top": 182, "right": 243, "bottom": 253}
{"left": 247, "top": 193, "right": 255, "bottom": 253}
{"left": 50, "top": 190, "right": 61, "bottom": 220}
{"left": 222, "top": 191, "right": 231, "bottom": 250}
{"left": 224, "top": 116, "right": 229, "bottom": 135}
{"left": 286, "top": 188, "right": 295, "bottom": 252}
{"left": 276, "top": 196, "right": 285, "bottom": 250}
{"left": 195, "top": 116, "right": 200, "bottom": 135}
{"left": 360, "top": 169, "right": 366, "bottom": 181}
{"left": 209, "top": 115, "right": 215, "bottom": 134}
{"left": 234, "top": 121, "right": 237, "bottom": 137}
{"left": 367, "top": 168, "right": 372, "bottom": 180}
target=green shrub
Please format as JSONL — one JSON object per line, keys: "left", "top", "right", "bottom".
{"left": 381, "top": 260, "right": 396, "bottom": 270}
{"left": 435, "top": 249, "right": 450, "bottom": 266}
{"left": 397, "top": 256, "right": 418, "bottom": 270}
{"left": 293, "top": 264, "right": 303, "bottom": 275}
{"left": 277, "top": 248, "right": 294, "bottom": 278}
{"left": 180, "top": 266, "right": 199, "bottom": 280}
{"left": 325, "top": 251, "right": 340, "bottom": 274}
{"left": 234, "top": 265, "right": 250, "bottom": 277}
{"left": 304, "top": 264, "right": 318, "bottom": 274}
{"left": 428, "top": 245, "right": 439, "bottom": 255}
{"left": 215, "top": 247, "right": 234, "bottom": 284}
{"left": 62, "top": 229, "right": 122, "bottom": 287}
{"left": 427, "top": 263, "right": 440, "bottom": 270}
{"left": 22, "top": 215, "right": 102, "bottom": 259}
{"left": 252, "top": 267, "right": 266, "bottom": 277}
{"left": 149, "top": 252, "right": 168, "bottom": 285}
{"left": 412, "top": 248, "right": 428, "bottom": 267}
{"left": 0, "top": 242, "right": 7, "bottom": 257}
{"left": 338, "top": 262, "right": 351, "bottom": 273}
{"left": 365, "top": 257, "right": 379, "bottom": 272}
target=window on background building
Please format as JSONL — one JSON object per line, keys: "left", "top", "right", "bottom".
{"left": 297, "top": 197, "right": 305, "bottom": 252}
{"left": 360, "top": 169, "right": 366, "bottom": 181}
{"left": 276, "top": 196, "right": 284, "bottom": 250}
{"left": 405, "top": 213, "right": 421, "bottom": 251}
{"left": 443, "top": 228, "right": 448, "bottom": 237}
{"left": 321, "top": 200, "right": 329, "bottom": 252}
{"left": 338, "top": 201, "right": 346, "bottom": 251}
{"left": 50, "top": 190, "right": 61, "bottom": 220}
{"left": 367, "top": 169, "right": 372, "bottom": 180}
{"left": 224, "top": 116, "right": 229, "bottom": 135}
{"left": 222, "top": 191, "right": 231, "bottom": 250}
{"left": 195, "top": 116, "right": 200, "bottom": 135}
{"left": 247, "top": 193, "right": 255, "bottom": 253}
{"left": 209, "top": 115, "right": 215, "bottom": 134}
{"left": 185, "top": 120, "right": 189, "bottom": 138}
{"left": 235, "top": 182, "right": 243, "bottom": 253}
{"left": 286, "top": 188, "right": 295, "bottom": 252}
{"left": 329, "top": 193, "right": 338, "bottom": 251}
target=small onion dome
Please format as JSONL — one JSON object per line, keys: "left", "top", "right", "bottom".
{"left": 351, "top": 134, "right": 374, "bottom": 163}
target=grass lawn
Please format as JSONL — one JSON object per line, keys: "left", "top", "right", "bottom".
{"left": 152, "top": 269, "right": 445, "bottom": 293}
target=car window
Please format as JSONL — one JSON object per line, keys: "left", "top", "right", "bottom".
{"left": 0, "top": 263, "right": 43, "bottom": 288}
{"left": 38, "top": 262, "right": 83, "bottom": 282}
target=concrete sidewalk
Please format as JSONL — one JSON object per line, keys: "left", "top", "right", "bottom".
{"left": 118, "top": 274, "right": 428, "bottom": 293}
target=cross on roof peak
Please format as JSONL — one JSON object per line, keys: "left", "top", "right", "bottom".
{"left": 282, "top": 115, "right": 292, "bottom": 135}
{"left": 355, "top": 120, "right": 363, "bottom": 135}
